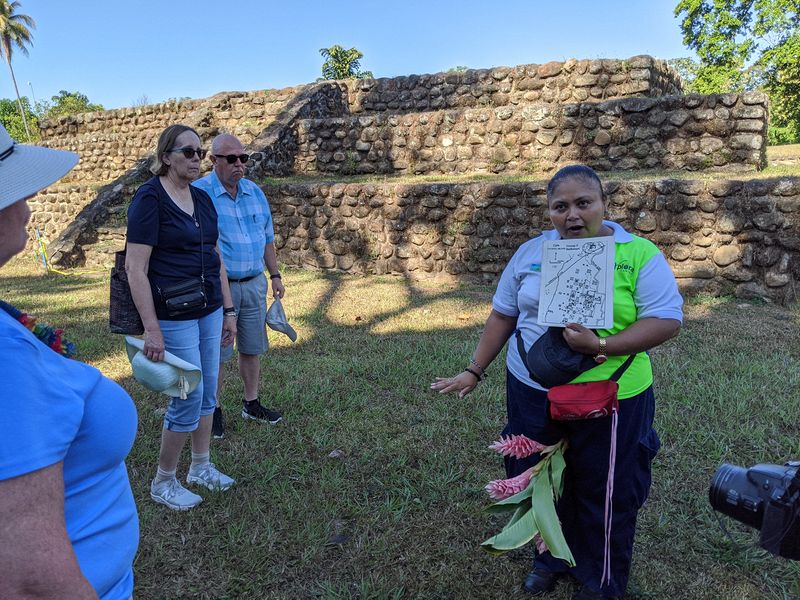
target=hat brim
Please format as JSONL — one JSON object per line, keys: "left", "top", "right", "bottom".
{"left": 124, "top": 336, "right": 202, "bottom": 396}
{"left": 0, "top": 142, "right": 79, "bottom": 211}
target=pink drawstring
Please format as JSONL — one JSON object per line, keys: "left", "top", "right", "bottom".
{"left": 601, "top": 408, "right": 618, "bottom": 588}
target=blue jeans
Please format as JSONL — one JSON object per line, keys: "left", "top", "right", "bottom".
{"left": 159, "top": 308, "right": 222, "bottom": 432}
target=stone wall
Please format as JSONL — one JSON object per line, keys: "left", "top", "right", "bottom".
{"left": 38, "top": 88, "right": 304, "bottom": 183}
{"left": 254, "top": 178, "right": 798, "bottom": 304}
{"left": 34, "top": 55, "right": 682, "bottom": 186}
{"left": 292, "top": 92, "right": 768, "bottom": 176}
{"left": 341, "top": 55, "right": 682, "bottom": 113}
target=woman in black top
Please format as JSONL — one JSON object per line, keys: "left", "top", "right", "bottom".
{"left": 127, "top": 124, "right": 237, "bottom": 511}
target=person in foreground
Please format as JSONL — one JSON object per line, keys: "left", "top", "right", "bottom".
{"left": 432, "top": 165, "right": 683, "bottom": 600}
{"left": 0, "top": 124, "right": 139, "bottom": 598}
{"left": 194, "top": 133, "right": 285, "bottom": 439}
{"left": 126, "top": 124, "right": 237, "bottom": 511}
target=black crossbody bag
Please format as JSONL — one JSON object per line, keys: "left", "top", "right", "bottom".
{"left": 157, "top": 197, "right": 207, "bottom": 317}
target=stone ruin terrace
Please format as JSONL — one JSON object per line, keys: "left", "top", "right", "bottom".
{"left": 30, "top": 55, "right": 797, "bottom": 304}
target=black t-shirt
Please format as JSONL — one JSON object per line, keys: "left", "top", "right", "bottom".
{"left": 127, "top": 177, "right": 223, "bottom": 320}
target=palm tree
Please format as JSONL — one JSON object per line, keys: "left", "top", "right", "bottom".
{"left": 0, "top": 1, "right": 35, "bottom": 141}
{"left": 319, "top": 45, "right": 373, "bottom": 80}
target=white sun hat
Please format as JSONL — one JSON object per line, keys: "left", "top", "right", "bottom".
{"left": 266, "top": 297, "right": 297, "bottom": 342}
{"left": 124, "top": 336, "right": 202, "bottom": 399}
{"left": 0, "top": 123, "right": 79, "bottom": 211}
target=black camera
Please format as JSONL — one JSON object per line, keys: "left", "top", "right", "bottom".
{"left": 709, "top": 461, "right": 800, "bottom": 560}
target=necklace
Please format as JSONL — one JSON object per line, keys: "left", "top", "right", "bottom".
{"left": 0, "top": 300, "right": 76, "bottom": 358}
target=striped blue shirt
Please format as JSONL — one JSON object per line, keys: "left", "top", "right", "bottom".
{"left": 193, "top": 171, "right": 275, "bottom": 280}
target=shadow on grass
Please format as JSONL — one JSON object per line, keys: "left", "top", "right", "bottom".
{"left": 1, "top": 261, "right": 798, "bottom": 600}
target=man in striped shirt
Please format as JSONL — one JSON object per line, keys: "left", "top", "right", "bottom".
{"left": 194, "top": 134, "right": 286, "bottom": 438}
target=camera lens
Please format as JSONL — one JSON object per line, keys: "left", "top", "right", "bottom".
{"left": 709, "top": 463, "right": 765, "bottom": 529}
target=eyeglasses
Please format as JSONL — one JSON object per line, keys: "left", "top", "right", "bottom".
{"left": 169, "top": 147, "right": 207, "bottom": 159}
{"left": 213, "top": 153, "right": 250, "bottom": 164}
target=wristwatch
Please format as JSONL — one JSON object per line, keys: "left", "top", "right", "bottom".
{"left": 594, "top": 337, "right": 608, "bottom": 364}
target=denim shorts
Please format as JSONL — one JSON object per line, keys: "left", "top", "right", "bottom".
{"left": 221, "top": 273, "right": 268, "bottom": 362}
{"left": 159, "top": 307, "right": 222, "bottom": 432}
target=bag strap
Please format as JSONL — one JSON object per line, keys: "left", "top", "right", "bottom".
{"left": 609, "top": 352, "right": 636, "bottom": 382}
{"left": 192, "top": 193, "right": 205, "bottom": 284}
{"left": 514, "top": 329, "right": 536, "bottom": 381}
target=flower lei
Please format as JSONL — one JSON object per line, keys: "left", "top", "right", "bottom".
{"left": 0, "top": 299, "right": 76, "bottom": 358}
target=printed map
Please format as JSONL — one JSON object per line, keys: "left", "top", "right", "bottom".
{"left": 537, "top": 237, "right": 615, "bottom": 328}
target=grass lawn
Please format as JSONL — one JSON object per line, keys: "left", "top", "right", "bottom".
{"left": 1, "top": 256, "right": 799, "bottom": 600}
{"left": 259, "top": 147, "right": 800, "bottom": 187}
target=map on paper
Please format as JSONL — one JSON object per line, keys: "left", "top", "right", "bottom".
{"left": 537, "top": 236, "right": 615, "bottom": 328}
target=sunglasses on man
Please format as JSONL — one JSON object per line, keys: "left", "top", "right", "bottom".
{"left": 169, "top": 147, "right": 207, "bottom": 159}
{"left": 213, "top": 153, "right": 250, "bottom": 164}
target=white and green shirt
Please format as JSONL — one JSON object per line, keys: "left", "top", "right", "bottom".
{"left": 493, "top": 221, "right": 683, "bottom": 399}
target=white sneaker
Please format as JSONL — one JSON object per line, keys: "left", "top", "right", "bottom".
{"left": 150, "top": 477, "right": 203, "bottom": 511}
{"left": 186, "top": 462, "right": 235, "bottom": 491}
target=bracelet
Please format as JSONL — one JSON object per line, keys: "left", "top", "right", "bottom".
{"left": 269, "top": 273, "right": 282, "bottom": 280}
{"left": 464, "top": 367, "right": 484, "bottom": 382}
{"left": 223, "top": 307, "right": 237, "bottom": 317}
{"left": 470, "top": 357, "right": 485, "bottom": 373}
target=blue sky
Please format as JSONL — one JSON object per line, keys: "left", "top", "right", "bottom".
{"left": 2, "top": 0, "right": 692, "bottom": 110}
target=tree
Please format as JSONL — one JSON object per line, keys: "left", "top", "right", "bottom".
{"left": 668, "top": 56, "right": 763, "bottom": 94}
{"left": 319, "top": 45, "right": 373, "bottom": 80}
{"left": 37, "top": 90, "right": 103, "bottom": 119}
{"left": 675, "top": 0, "right": 800, "bottom": 143}
{"left": 0, "top": 95, "right": 37, "bottom": 140}
{"left": 0, "top": 0, "right": 34, "bottom": 141}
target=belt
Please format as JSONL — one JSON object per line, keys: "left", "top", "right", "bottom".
{"left": 228, "top": 274, "right": 259, "bottom": 283}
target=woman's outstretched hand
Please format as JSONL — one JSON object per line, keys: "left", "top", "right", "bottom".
{"left": 562, "top": 322, "right": 599, "bottom": 354}
{"left": 431, "top": 371, "right": 479, "bottom": 399}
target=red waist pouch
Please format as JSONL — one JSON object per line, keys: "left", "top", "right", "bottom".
{"left": 547, "top": 380, "right": 620, "bottom": 420}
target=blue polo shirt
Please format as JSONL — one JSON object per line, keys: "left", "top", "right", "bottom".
{"left": 0, "top": 311, "right": 139, "bottom": 599}
{"left": 193, "top": 171, "right": 275, "bottom": 280}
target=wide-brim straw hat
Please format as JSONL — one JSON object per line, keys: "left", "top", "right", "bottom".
{"left": 0, "top": 123, "right": 79, "bottom": 211}
{"left": 125, "top": 336, "right": 202, "bottom": 399}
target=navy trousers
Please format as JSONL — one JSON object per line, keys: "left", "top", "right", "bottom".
{"left": 503, "top": 370, "right": 660, "bottom": 598}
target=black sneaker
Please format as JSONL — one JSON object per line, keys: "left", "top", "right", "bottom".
{"left": 242, "top": 399, "right": 283, "bottom": 424}
{"left": 212, "top": 406, "right": 225, "bottom": 439}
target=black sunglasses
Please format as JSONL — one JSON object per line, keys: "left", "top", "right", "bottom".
{"left": 213, "top": 153, "right": 250, "bottom": 164}
{"left": 169, "top": 147, "right": 207, "bottom": 159}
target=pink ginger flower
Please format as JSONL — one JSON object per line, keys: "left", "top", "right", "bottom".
{"left": 488, "top": 434, "right": 549, "bottom": 459}
{"left": 484, "top": 467, "right": 534, "bottom": 500}
{"left": 533, "top": 533, "right": 548, "bottom": 555}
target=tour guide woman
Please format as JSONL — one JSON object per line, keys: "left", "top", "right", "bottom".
{"left": 0, "top": 125, "right": 138, "bottom": 598}
{"left": 432, "top": 165, "right": 683, "bottom": 600}
{"left": 127, "top": 124, "right": 237, "bottom": 511}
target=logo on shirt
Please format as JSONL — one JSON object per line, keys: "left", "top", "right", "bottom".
{"left": 529, "top": 263, "right": 541, "bottom": 272}
{"left": 615, "top": 262, "right": 633, "bottom": 273}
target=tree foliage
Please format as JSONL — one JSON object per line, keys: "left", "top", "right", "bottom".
{"left": 675, "top": 0, "right": 800, "bottom": 143}
{"left": 0, "top": 95, "right": 37, "bottom": 140}
{"left": 319, "top": 45, "right": 373, "bottom": 80}
{"left": 0, "top": 0, "right": 35, "bottom": 140}
{"left": 38, "top": 90, "right": 103, "bottom": 119}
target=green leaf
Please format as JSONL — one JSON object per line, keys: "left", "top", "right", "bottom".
{"left": 550, "top": 449, "right": 567, "bottom": 501}
{"left": 502, "top": 501, "right": 532, "bottom": 531}
{"left": 481, "top": 503, "right": 538, "bottom": 554}
{"left": 531, "top": 465, "right": 575, "bottom": 567}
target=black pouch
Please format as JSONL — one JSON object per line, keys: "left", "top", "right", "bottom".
{"left": 159, "top": 278, "right": 207, "bottom": 317}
